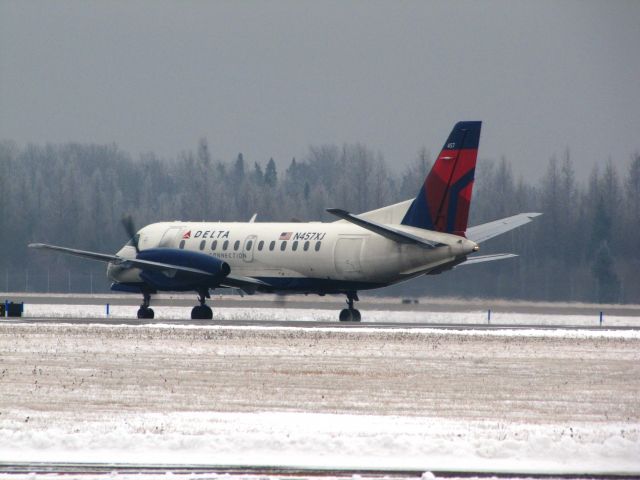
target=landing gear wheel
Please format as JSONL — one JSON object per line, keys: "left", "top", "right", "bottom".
{"left": 339, "top": 309, "right": 361, "bottom": 322}
{"left": 191, "top": 289, "right": 213, "bottom": 320}
{"left": 339, "top": 309, "right": 353, "bottom": 322}
{"left": 339, "top": 291, "right": 361, "bottom": 322}
{"left": 137, "top": 292, "right": 154, "bottom": 319}
{"left": 191, "top": 304, "right": 213, "bottom": 320}
{"left": 137, "top": 307, "right": 154, "bottom": 319}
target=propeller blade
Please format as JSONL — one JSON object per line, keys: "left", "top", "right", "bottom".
{"left": 121, "top": 215, "right": 139, "bottom": 253}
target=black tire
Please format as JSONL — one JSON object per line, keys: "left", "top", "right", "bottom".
{"left": 352, "top": 309, "right": 361, "bottom": 322}
{"left": 137, "top": 307, "right": 154, "bottom": 319}
{"left": 200, "top": 305, "right": 213, "bottom": 320}
{"left": 339, "top": 309, "right": 353, "bottom": 322}
{"left": 191, "top": 305, "right": 212, "bottom": 320}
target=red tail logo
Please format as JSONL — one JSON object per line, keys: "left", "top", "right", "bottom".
{"left": 182, "top": 230, "right": 191, "bottom": 239}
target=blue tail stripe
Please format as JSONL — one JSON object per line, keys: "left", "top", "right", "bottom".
{"left": 446, "top": 168, "right": 475, "bottom": 233}
{"left": 401, "top": 186, "right": 434, "bottom": 230}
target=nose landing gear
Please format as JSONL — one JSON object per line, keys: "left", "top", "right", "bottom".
{"left": 191, "top": 289, "right": 213, "bottom": 320}
{"left": 137, "top": 292, "right": 155, "bottom": 319}
{"left": 339, "top": 291, "right": 361, "bottom": 322}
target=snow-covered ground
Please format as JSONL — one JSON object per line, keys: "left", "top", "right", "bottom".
{"left": 1, "top": 410, "right": 638, "bottom": 475}
{"left": 19, "top": 303, "right": 634, "bottom": 327}
{"left": 0, "top": 308, "right": 639, "bottom": 475}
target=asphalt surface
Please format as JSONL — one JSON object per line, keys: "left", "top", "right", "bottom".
{"left": 5, "top": 293, "right": 640, "bottom": 317}
{"left": 0, "top": 462, "right": 632, "bottom": 479}
{"left": 2, "top": 317, "right": 638, "bottom": 329}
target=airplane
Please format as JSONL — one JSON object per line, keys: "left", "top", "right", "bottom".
{"left": 29, "top": 121, "right": 541, "bottom": 321}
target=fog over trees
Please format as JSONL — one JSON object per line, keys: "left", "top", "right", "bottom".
{"left": 1, "top": 139, "right": 638, "bottom": 303}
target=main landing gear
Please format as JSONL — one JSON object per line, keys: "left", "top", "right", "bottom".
{"left": 137, "top": 292, "right": 154, "bottom": 319}
{"left": 191, "top": 289, "right": 213, "bottom": 320}
{"left": 339, "top": 291, "right": 361, "bottom": 322}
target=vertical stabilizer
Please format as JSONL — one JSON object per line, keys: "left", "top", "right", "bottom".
{"left": 401, "top": 121, "right": 481, "bottom": 236}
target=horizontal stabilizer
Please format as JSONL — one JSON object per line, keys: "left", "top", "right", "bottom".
{"left": 466, "top": 213, "right": 542, "bottom": 243}
{"left": 326, "top": 208, "right": 442, "bottom": 249}
{"left": 458, "top": 253, "right": 518, "bottom": 266}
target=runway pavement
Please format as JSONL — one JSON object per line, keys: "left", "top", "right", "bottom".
{"left": 2, "top": 316, "right": 638, "bottom": 329}
{"left": 0, "top": 462, "right": 634, "bottom": 479}
{"left": 5, "top": 292, "right": 640, "bottom": 317}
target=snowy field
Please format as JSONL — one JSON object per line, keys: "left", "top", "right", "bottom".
{"left": 19, "top": 302, "right": 636, "bottom": 327}
{"left": 0, "top": 308, "right": 639, "bottom": 476}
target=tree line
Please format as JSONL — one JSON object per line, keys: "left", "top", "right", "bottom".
{"left": 0, "top": 138, "right": 638, "bottom": 303}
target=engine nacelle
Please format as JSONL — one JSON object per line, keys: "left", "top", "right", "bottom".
{"left": 136, "top": 248, "right": 231, "bottom": 291}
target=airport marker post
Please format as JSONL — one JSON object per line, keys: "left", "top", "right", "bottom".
{"left": 599, "top": 311, "right": 603, "bottom": 327}
{"left": 106, "top": 303, "right": 110, "bottom": 317}
{"left": 487, "top": 309, "right": 491, "bottom": 324}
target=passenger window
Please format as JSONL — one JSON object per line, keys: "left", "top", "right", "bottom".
{"left": 246, "top": 240, "right": 253, "bottom": 251}
{"left": 199, "top": 240, "right": 205, "bottom": 250}
{"left": 303, "top": 241, "right": 310, "bottom": 251}
{"left": 211, "top": 240, "right": 217, "bottom": 250}
{"left": 179, "top": 240, "right": 185, "bottom": 249}
{"left": 223, "top": 240, "right": 229, "bottom": 251}
{"left": 269, "top": 241, "right": 275, "bottom": 251}
{"left": 258, "top": 240, "right": 264, "bottom": 251}
{"left": 315, "top": 241, "right": 321, "bottom": 251}
{"left": 280, "top": 241, "right": 287, "bottom": 251}
{"left": 234, "top": 240, "right": 240, "bottom": 251}
{"left": 292, "top": 240, "right": 298, "bottom": 251}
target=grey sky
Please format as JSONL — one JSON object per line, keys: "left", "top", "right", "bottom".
{"left": 1, "top": 0, "right": 639, "bottom": 181}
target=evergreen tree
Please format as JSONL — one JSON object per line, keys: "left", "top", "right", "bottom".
{"left": 265, "top": 158, "right": 277, "bottom": 187}
{"left": 252, "top": 162, "right": 264, "bottom": 186}
{"left": 233, "top": 153, "right": 245, "bottom": 182}
{"left": 591, "top": 241, "right": 620, "bottom": 303}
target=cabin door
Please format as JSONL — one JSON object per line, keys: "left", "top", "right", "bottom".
{"left": 334, "top": 237, "right": 364, "bottom": 275}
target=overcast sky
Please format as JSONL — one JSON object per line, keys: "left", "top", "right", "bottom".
{"left": 1, "top": 0, "right": 639, "bottom": 181}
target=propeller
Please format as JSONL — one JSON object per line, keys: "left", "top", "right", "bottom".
{"left": 121, "top": 215, "right": 140, "bottom": 253}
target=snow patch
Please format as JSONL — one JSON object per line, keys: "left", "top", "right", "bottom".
{"left": 0, "top": 411, "right": 638, "bottom": 474}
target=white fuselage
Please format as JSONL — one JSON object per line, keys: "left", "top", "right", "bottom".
{"left": 108, "top": 221, "right": 477, "bottom": 292}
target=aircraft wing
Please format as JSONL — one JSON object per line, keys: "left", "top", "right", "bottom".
{"left": 466, "top": 213, "right": 542, "bottom": 243}
{"left": 29, "top": 243, "right": 119, "bottom": 263}
{"left": 29, "top": 243, "right": 216, "bottom": 277}
{"left": 326, "top": 208, "right": 443, "bottom": 249}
